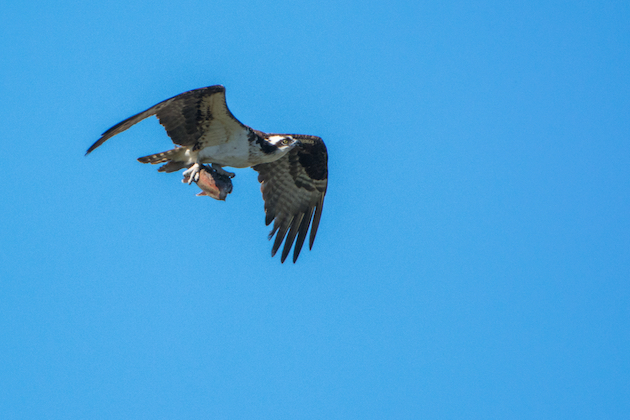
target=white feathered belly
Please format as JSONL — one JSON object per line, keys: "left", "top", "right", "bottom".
{"left": 198, "top": 132, "right": 252, "bottom": 168}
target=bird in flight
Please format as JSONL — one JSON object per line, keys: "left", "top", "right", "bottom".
{"left": 86, "top": 85, "right": 328, "bottom": 263}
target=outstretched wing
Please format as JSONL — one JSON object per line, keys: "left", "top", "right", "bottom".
{"left": 253, "top": 135, "right": 328, "bottom": 263}
{"left": 86, "top": 85, "right": 247, "bottom": 155}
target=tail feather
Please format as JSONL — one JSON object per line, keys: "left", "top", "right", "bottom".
{"left": 158, "top": 161, "right": 190, "bottom": 173}
{"left": 138, "top": 148, "right": 191, "bottom": 173}
{"left": 137, "top": 147, "right": 195, "bottom": 173}
{"left": 137, "top": 148, "right": 183, "bottom": 164}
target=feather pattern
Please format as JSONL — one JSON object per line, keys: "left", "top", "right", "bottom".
{"left": 86, "top": 85, "right": 243, "bottom": 155}
{"left": 254, "top": 135, "right": 328, "bottom": 263}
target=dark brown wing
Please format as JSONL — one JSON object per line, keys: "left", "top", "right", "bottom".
{"left": 253, "top": 135, "right": 328, "bottom": 263}
{"left": 86, "top": 85, "right": 246, "bottom": 155}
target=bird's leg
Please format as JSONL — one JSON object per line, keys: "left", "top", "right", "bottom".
{"left": 212, "top": 163, "right": 235, "bottom": 178}
{"left": 182, "top": 163, "right": 202, "bottom": 184}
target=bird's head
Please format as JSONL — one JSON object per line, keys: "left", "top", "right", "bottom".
{"left": 253, "top": 134, "right": 302, "bottom": 163}
{"left": 267, "top": 135, "right": 301, "bottom": 150}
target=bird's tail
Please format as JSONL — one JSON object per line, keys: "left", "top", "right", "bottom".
{"left": 137, "top": 148, "right": 189, "bottom": 173}
{"left": 138, "top": 148, "right": 182, "bottom": 164}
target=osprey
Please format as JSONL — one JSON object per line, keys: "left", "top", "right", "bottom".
{"left": 86, "top": 85, "right": 328, "bottom": 263}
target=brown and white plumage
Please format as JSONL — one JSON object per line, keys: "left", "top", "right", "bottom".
{"left": 86, "top": 85, "right": 328, "bottom": 263}
{"left": 254, "top": 135, "right": 328, "bottom": 263}
{"left": 87, "top": 85, "right": 243, "bottom": 154}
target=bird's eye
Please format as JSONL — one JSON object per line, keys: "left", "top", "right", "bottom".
{"left": 281, "top": 138, "right": 291, "bottom": 145}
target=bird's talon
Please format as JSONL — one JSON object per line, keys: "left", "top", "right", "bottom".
{"left": 183, "top": 163, "right": 202, "bottom": 185}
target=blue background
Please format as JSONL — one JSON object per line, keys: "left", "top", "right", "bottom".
{"left": 1, "top": 1, "right": 629, "bottom": 418}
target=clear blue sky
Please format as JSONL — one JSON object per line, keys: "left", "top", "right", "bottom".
{"left": 1, "top": 0, "right": 629, "bottom": 418}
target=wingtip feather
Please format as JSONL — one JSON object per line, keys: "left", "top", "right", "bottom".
{"left": 271, "top": 218, "right": 291, "bottom": 258}
{"left": 292, "top": 208, "right": 314, "bottom": 263}
{"left": 309, "top": 198, "right": 325, "bottom": 250}
{"left": 281, "top": 214, "right": 304, "bottom": 263}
